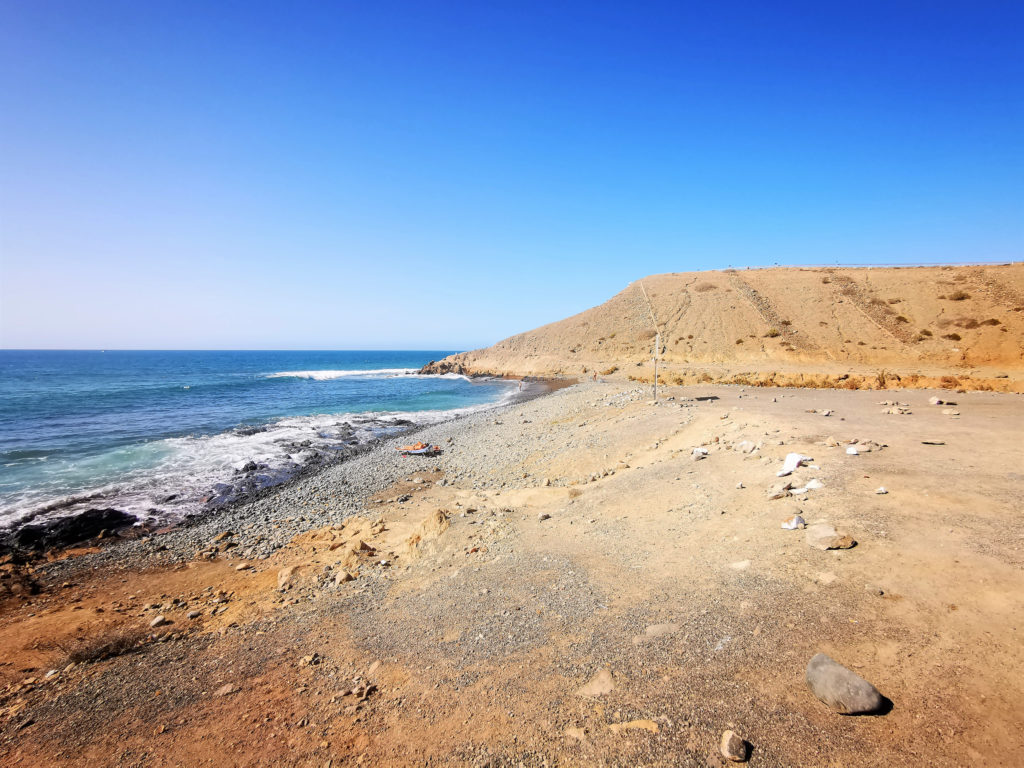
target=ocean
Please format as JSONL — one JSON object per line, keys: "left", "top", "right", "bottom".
{"left": 0, "top": 350, "right": 515, "bottom": 530}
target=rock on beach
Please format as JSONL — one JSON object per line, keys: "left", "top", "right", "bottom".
{"left": 720, "top": 729, "right": 749, "bottom": 762}
{"left": 806, "top": 653, "right": 885, "bottom": 714}
{"left": 805, "top": 523, "right": 856, "bottom": 550}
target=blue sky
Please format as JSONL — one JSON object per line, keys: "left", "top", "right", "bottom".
{"left": 1, "top": 0, "right": 1021, "bottom": 349}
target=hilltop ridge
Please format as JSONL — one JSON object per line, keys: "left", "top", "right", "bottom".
{"left": 424, "top": 264, "right": 1024, "bottom": 390}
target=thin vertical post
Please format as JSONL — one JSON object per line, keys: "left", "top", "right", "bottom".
{"left": 653, "top": 332, "right": 660, "bottom": 401}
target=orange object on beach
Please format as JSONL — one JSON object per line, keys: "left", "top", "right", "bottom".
{"left": 396, "top": 442, "right": 440, "bottom": 455}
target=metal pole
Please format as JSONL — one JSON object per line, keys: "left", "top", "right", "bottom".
{"left": 653, "top": 332, "right": 660, "bottom": 401}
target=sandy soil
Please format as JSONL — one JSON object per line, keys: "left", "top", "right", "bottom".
{"left": 1, "top": 382, "right": 1023, "bottom": 766}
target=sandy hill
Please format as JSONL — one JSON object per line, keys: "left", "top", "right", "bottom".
{"left": 424, "top": 264, "right": 1024, "bottom": 390}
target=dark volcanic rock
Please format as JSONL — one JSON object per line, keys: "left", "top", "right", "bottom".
{"left": 11, "top": 508, "right": 136, "bottom": 551}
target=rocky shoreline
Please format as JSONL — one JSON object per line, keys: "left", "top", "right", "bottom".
{"left": 7, "top": 377, "right": 564, "bottom": 575}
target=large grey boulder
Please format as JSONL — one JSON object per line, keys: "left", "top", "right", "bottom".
{"left": 806, "top": 653, "right": 884, "bottom": 714}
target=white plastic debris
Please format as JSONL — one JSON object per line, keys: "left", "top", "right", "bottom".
{"left": 692, "top": 446, "right": 709, "bottom": 456}
{"left": 781, "top": 515, "right": 806, "bottom": 530}
{"left": 846, "top": 445, "right": 859, "bottom": 455}
{"left": 777, "top": 453, "right": 813, "bottom": 477}
{"left": 875, "top": 487, "right": 888, "bottom": 494}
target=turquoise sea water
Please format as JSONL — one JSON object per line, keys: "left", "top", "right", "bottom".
{"left": 0, "top": 350, "right": 513, "bottom": 528}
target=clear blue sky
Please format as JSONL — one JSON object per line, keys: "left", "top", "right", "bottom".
{"left": 1, "top": 1, "right": 1021, "bottom": 350}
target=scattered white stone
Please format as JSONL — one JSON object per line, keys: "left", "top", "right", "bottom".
{"left": 729, "top": 560, "right": 751, "bottom": 570}
{"left": 150, "top": 615, "right": 168, "bottom": 628}
{"left": 781, "top": 515, "right": 806, "bottom": 530}
{"left": 777, "top": 453, "right": 813, "bottom": 477}
{"left": 875, "top": 487, "right": 888, "bottom": 494}
{"left": 846, "top": 445, "right": 859, "bottom": 455}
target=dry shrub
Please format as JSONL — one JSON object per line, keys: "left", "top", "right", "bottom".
{"left": 638, "top": 329, "right": 656, "bottom": 340}
{"left": 765, "top": 328, "right": 780, "bottom": 337}
{"left": 567, "top": 488, "right": 583, "bottom": 499}
{"left": 870, "top": 297, "right": 888, "bottom": 307}
{"left": 887, "top": 298, "right": 902, "bottom": 304}
{"left": 948, "top": 290, "right": 970, "bottom": 301}
{"left": 698, "top": 372, "right": 713, "bottom": 383}
{"left": 780, "top": 319, "right": 792, "bottom": 326}
{"left": 959, "top": 318, "right": 980, "bottom": 329}
{"left": 920, "top": 328, "right": 933, "bottom": 336}
{"left": 895, "top": 315, "right": 909, "bottom": 323}
{"left": 693, "top": 282, "right": 717, "bottom": 292}
{"left": 62, "top": 627, "right": 148, "bottom": 665}
{"left": 821, "top": 276, "right": 832, "bottom": 284}
{"left": 943, "top": 333, "right": 962, "bottom": 341}
{"left": 981, "top": 318, "right": 1001, "bottom": 326}
{"left": 600, "top": 365, "right": 618, "bottom": 375}
{"left": 941, "top": 375, "right": 961, "bottom": 388}
{"left": 857, "top": 341, "right": 866, "bottom": 345}
{"left": 735, "top": 338, "right": 744, "bottom": 344}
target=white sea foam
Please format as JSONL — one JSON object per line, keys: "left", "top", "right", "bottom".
{"left": 266, "top": 369, "right": 471, "bottom": 381}
{"left": 267, "top": 368, "right": 419, "bottom": 380}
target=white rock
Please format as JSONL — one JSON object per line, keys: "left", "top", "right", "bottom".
{"left": 777, "top": 453, "right": 813, "bottom": 477}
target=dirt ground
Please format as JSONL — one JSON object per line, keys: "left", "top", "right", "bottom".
{"left": 2, "top": 383, "right": 1022, "bottom": 766}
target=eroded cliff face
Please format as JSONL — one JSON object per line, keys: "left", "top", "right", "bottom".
{"left": 421, "top": 264, "right": 1024, "bottom": 390}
